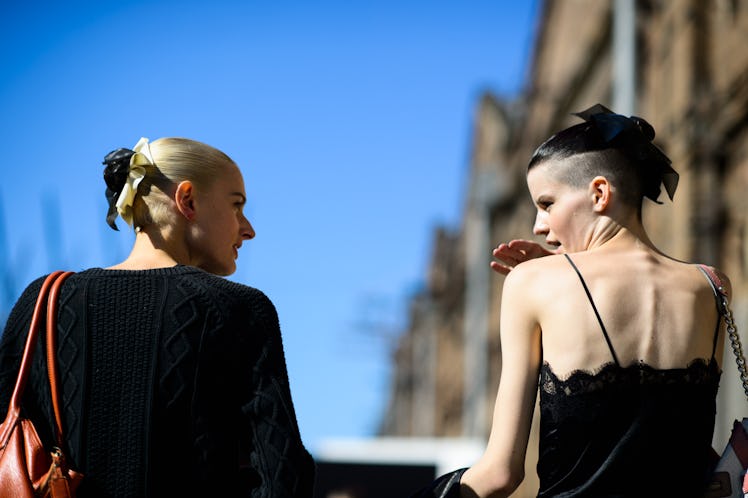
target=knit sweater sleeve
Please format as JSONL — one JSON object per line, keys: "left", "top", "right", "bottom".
{"left": 237, "top": 289, "right": 315, "bottom": 498}
{"left": 192, "top": 281, "right": 315, "bottom": 497}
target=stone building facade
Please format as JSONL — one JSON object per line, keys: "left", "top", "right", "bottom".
{"left": 380, "top": 0, "right": 748, "bottom": 495}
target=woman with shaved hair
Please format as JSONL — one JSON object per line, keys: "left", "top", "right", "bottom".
{"left": 414, "top": 105, "right": 728, "bottom": 498}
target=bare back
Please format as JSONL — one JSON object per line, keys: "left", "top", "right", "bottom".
{"left": 527, "top": 249, "right": 724, "bottom": 377}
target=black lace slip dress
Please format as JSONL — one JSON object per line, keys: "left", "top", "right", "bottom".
{"left": 536, "top": 255, "right": 721, "bottom": 498}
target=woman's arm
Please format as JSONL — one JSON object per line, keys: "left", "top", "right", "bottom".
{"left": 460, "top": 265, "right": 543, "bottom": 498}
{"left": 237, "top": 290, "right": 316, "bottom": 497}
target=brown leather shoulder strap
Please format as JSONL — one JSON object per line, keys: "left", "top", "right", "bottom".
{"left": 7, "top": 271, "right": 65, "bottom": 415}
{"left": 45, "top": 271, "right": 75, "bottom": 447}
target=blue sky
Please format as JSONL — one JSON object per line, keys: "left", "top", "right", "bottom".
{"left": 0, "top": 0, "right": 539, "bottom": 453}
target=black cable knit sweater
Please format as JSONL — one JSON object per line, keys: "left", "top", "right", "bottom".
{"left": 0, "top": 266, "right": 315, "bottom": 497}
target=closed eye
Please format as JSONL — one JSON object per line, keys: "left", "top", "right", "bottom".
{"left": 231, "top": 192, "right": 247, "bottom": 212}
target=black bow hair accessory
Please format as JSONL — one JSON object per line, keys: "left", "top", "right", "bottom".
{"left": 102, "top": 147, "right": 135, "bottom": 230}
{"left": 573, "top": 103, "right": 679, "bottom": 203}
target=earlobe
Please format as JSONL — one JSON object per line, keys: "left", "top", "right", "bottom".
{"left": 590, "top": 176, "right": 611, "bottom": 212}
{"left": 175, "top": 181, "right": 196, "bottom": 220}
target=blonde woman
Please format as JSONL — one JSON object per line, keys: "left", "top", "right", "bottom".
{"left": 0, "top": 138, "right": 315, "bottom": 497}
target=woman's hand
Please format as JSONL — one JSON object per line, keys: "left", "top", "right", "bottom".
{"left": 490, "top": 239, "right": 558, "bottom": 275}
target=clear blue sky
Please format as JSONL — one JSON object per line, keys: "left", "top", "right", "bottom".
{"left": 0, "top": 0, "right": 539, "bottom": 454}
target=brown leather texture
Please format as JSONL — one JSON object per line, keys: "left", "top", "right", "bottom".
{"left": 0, "top": 271, "right": 83, "bottom": 498}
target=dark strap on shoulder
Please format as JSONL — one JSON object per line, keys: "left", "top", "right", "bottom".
{"left": 696, "top": 264, "right": 725, "bottom": 361}
{"left": 564, "top": 254, "right": 620, "bottom": 366}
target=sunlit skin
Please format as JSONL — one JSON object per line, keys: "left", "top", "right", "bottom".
{"left": 179, "top": 164, "right": 256, "bottom": 276}
{"left": 489, "top": 239, "right": 557, "bottom": 275}
{"left": 460, "top": 158, "right": 730, "bottom": 498}
{"left": 489, "top": 162, "right": 604, "bottom": 275}
{"left": 108, "top": 163, "right": 255, "bottom": 276}
{"left": 526, "top": 163, "right": 605, "bottom": 253}
{"left": 491, "top": 159, "right": 634, "bottom": 272}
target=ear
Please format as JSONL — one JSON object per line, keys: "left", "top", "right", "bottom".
{"left": 174, "top": 180, "right": 196, "bottom": 221}
{"left": 589, "top": 176, "right": 612, "bottom": 213}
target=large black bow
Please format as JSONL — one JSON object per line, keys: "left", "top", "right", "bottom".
{"left": 574, "top": 104, "right": 679, "bottom": 202}
{"left": 102, "top": 147, "right": 135, "bottom": 230}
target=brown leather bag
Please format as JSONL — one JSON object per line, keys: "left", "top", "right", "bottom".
{"left": 0, "top": 271, "right": 83, "bottom": 497}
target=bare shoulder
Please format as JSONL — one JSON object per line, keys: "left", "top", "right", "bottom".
{"left": 518, "top": 252, "right": 573, "bottom": 272}
{"left": 503, "top": 253, "right": 572, "bottom": 295}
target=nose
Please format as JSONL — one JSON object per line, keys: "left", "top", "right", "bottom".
{"left": 533, "top": 211, "right": 549, "bottom": 235}
{"left": 241, "top": 215, "right": 256, "bottom": 240}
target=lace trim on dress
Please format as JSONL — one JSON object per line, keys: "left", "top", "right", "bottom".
{"left": 540, "top": 358, "right": 720, "bottom": 397}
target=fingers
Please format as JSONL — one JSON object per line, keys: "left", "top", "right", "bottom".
{"left": 507, "top": 239, "right": 544, "bottom": 257}
{"left": 492, "top": 244, "right": 525, "bottom": 266}
{"left": 506, "top": 239, "right": 538, "bottom": 250}
{"left": 491, "top": 239, "right": 557, "bottom": 275}
{"left": 507, "top": 239, "right": 557, "bottom": 258}
{"left": 489, "top": 260, "right": 513, "bottom": 275}
{"left": 491, "top": 243, "right": 527, "bottom": 275}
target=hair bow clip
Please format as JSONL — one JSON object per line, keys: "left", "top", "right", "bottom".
{"left": 573, "top": 104, "right": 636, "bottom": 142}
{"left": 573, "top": 104, "right": 679, "bottom": 201}
{"left": 103, "top": 148, "right": 135, "bottom": 230}
{"left": 102, "top": 137, "right": 153, "bottom": 230}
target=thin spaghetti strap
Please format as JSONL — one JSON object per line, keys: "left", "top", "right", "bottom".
{"left": 696, "top": 264, "right": 725, "bottom": 361}
{"left": 564, "top": 254, "right": 621, "bottom": 366}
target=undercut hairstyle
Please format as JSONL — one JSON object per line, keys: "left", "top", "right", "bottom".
{"left": 528, "top": 123, "right": 646, "bottom": 207}
{"left": 528, "top": 113, "right": 675, "bottom": 214}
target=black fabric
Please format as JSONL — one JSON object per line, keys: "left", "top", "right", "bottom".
{"left": 409, "top": 468, "right": 467, "bottom": 498}
{"left": 538, "top": 360, "right": 719, "bottom": 497}
{"left": 0, "top": 266, "right": 315, "bottom": 498}
{"left": 535, "top": 261, "right": 722, "bottom": 497}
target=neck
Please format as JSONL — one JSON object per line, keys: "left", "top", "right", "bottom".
{"left": 586, "top": 213, "right": 657, "bottom": 253}
{"left": 108, "top": 226, "right": 185, "bottom": 270}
